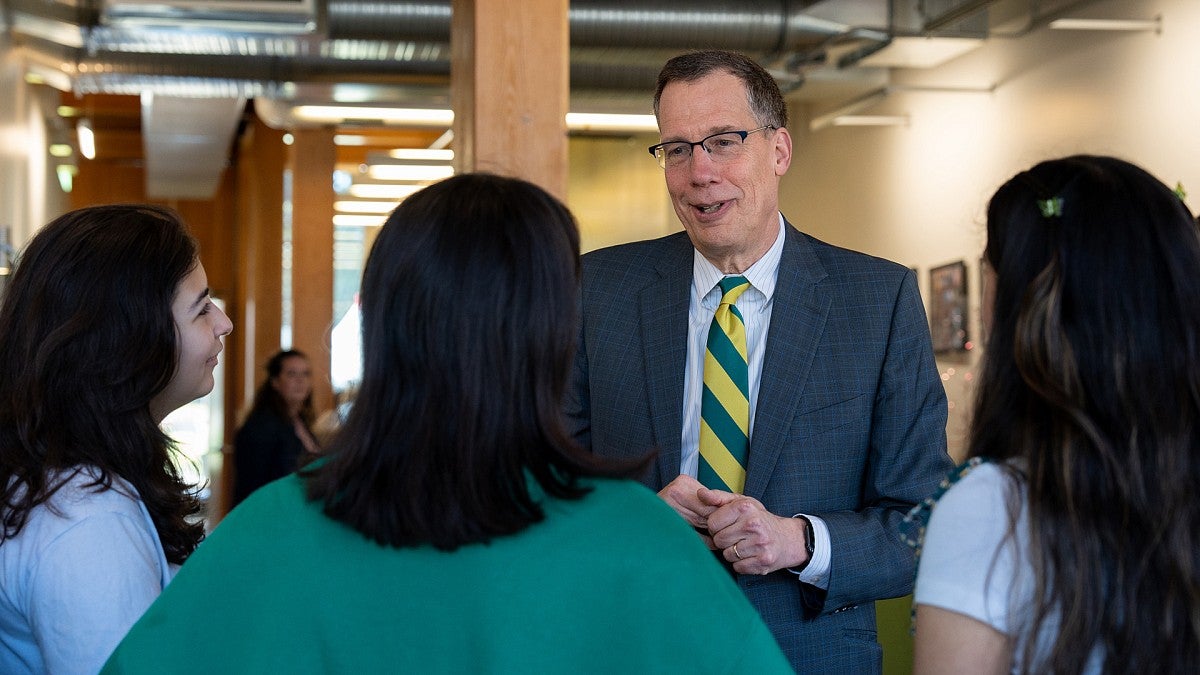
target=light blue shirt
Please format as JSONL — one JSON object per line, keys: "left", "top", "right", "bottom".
{"left": 0, "top": 467, "right": 174, "bottom": 675}
{"left": 681, "top": 215, "right": 831, "bottom": 587}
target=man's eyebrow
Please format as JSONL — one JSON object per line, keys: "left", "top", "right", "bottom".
{"left": 661, "top": 126, "right": 739, "bottom": 143}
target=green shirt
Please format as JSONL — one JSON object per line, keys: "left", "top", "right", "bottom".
{"left": 103, "top": 473, "right": 792, "bottom": 674}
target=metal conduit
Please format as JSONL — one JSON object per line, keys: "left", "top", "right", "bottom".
{"left": 5, "top": 0, "right": 833, "bottom": 95}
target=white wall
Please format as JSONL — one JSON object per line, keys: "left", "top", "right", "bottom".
{"left": 782, "top": 0, "right": 1200, "bottom": 457}
{"left": 569, "top": 133, "right": 680, "bottom": 253}
{"left": 0, "top": 41, "right": 68, "bottom": 254}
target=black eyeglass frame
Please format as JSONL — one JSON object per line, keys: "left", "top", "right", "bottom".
{"left": 647, "top": 125, "right": 776, "bottom": 168}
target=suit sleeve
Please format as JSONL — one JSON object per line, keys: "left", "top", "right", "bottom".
{"left": 815, "top": 267, "right": 952, "bottom": 614}
{"left": 563, "top": 288, "right": 593, "bottom": 451}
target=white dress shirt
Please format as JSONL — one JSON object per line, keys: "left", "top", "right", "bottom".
{"left": 680, "top": 215, "right": 831, "bottom": 588}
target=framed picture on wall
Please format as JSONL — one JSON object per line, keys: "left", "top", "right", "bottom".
{"left": 929, "top": 260, "right": 968, "bottom": 353}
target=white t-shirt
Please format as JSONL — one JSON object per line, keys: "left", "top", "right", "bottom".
{"left": 914, "top": 461, "right": 1102, "bottom": 674}
{"left": 0, "top": 467, "right": 174, "bottom": 675}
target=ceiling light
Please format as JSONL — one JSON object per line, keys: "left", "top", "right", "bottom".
{"left": 347, "top": 183, "right": 426, "bottom": 200}
{"left": 430, "top": 129, "right": 454, "bottom": 149}
{"left": 49, "top": 144, "right": 73, "bottom": 158}
{"left": 367, "top": 164, "right": 454, "bottom": 182}
{"left": 294, "top": 105, "right": 454, "bottom": 126}
{"left": 832, "top": 115, "right": 909, "bottom": 127}
{"left": 334, "top": 200, "right": 399, "bottom": 214}
{"left": 386, "top": 148, "right": 454, "bottom": 161}
{"left": 565, "top": 112, "right": 659, "bottom": 132}
{"left": 295, "top": 106, "right": 657, "bottom": 132}
{"left": 56, "top": 165, "right": 77, "bottom": 193}
{"left": 77, "top": 119, "right": 96, "bottom": 160}
{"left": 810, "top": 89, "right": 889, "bottom": 131}
{"left": 1049, "top": 17, "right": 1160, "bottom": 32}
{"left": 334, "top": 214, "right": 388, "bottom": 228}
{"left": 856, "top": 37, "right": 983, "bottom": 69}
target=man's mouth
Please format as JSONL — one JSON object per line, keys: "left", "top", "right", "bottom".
{"left": 696, "top": 200, "right": 727, "bottom": 214}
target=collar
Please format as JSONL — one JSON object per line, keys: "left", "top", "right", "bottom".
{"left": 692, "top": 214, "right": 786, "bottom": 306}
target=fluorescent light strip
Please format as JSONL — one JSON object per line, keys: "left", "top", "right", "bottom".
{"left": 297, "top": 106, "right": 658, "bottom": 132}
{"left": 295, "top": 105, "right": 454, "bottom": 125}
{"left": 334, "top": 214, "right": 388, "bottom": 228}
{"left": 1049, "top": 17, "right": 1160, "bottom": 31}
{"left": 367, "top": 164, "right": 455, "bottom": 181}
{"left": 334, "top": 200, "right": 398, "bottom": 214}
{"left": 386, "top": 148, "right": 454, "bottom": 161}
{"left": 832, "top": 115, "right": 910, "bottom": 127}
{"left": 77, "top": 120, "right": 96, "bottom": 160}
{"left": 56, "top": 165, "right": 77, "bottom": 193}
{"left": 565, "top": 112, "right": 659, "bottom": 132}
{"left": 347, "top": 183, "right": 425, "bottom": 199}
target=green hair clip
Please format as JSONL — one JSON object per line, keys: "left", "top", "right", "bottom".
{"left": 1174, "top": 182, "right": 1187, "bottom": 201}
{"left": 1037, "top": 196, "right": 1064, "bottom": 218}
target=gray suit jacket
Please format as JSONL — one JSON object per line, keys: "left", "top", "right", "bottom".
{"left": 566, "top": 222, "right": 952, "bottom": 672}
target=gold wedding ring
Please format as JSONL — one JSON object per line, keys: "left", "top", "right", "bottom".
{"left": 732, "top": 542, "right": 743, "bottom": 560}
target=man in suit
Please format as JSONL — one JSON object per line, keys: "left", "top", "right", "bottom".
{"left": 565, "top": 50, "right": 953, "bottom": 672}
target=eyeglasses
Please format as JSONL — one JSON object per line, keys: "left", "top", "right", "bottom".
{"left": 647, "top": 126, "right": 776, "bottom": 169}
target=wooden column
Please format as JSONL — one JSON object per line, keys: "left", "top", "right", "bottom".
{"left": 233, "top": 117, "right": 285, "bottom": 416}
{"left": 205, "top": 116, "right": 287, "bottom": 522}
{"left": 289, "top": 127, "right": 335, "bottom": 416}
{"left": 450, "top": 0, "right": 569, "bottom": 200}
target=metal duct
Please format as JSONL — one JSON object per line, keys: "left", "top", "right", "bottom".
{"left": 325, "top": 0, "right": 842, "bottom": 49}
{"left": 6, "top": 0, "right": 841, "bottom": 96}
{"left": 326, "top": 0, "right": 451, "bottom": 43}
{"left": 1, "top": 0, "right": 851, "bottom": 199}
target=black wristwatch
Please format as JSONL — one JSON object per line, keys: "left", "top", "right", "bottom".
{"left": 795, "top": 515, "right": 815, "bottom": 573}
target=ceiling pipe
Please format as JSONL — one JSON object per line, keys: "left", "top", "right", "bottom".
{"left": 325, "top": 0, "right": 845, "bottom": 50}
{"left": 6, "top": 0, "right": 834, "bottom": 97}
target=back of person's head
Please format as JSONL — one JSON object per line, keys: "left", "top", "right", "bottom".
{"left": 0, "top": 203, "right": 205, "bottom": 562}
{"left": 972, "top": 154, "right": 1200, "bottom": 672}
{"left": 307, "top": 173, "right": 645, "bottom": 550}
{"left": 653, "top": 49, "right": 788, "bottom": 129}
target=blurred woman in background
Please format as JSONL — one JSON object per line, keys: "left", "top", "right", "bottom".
{"left": 0, "top": 204, "right": 232, "bottom": 674}
{"left": 231, "top": 349, "right": 319, "bottom": 507}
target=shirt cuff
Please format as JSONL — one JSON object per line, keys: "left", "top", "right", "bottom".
{"left": 788, "top": 513, "right": 831, "bottom": 589}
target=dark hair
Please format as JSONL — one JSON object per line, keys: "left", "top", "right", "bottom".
{"left": 246, "top": 349, "right": 315, "bottom": 428}
{"left": 653, "top": 49, "right": 788, "bottom": 129}
{"left": 306, "top": 173, "right": 648, "bottom": 550}
{"left": 972, "top": 155, "right": 1200, "bottom": 673}
{"left": 0, "top": 204, "right": 206, "bottom": 564}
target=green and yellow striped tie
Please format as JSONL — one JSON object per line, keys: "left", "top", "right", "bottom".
{"left": 699, "top": 275, "right": 750, "bottom": 494}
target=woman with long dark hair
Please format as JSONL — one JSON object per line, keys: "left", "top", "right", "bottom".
{"left": 0, "top": 204, "right": 232, "bottom": 674}
{"left": 231, "top": 349, "right": 319, "bottom": 506}
{"left": 912, "top": 155, "right": 1200, "bottom": 674}
{"left": 103, "top": 173, "right": 791, "bottom": 673}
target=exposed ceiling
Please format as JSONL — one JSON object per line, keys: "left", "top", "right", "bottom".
{"left": 1, "top": 0, "right": 1103, "bottom": 199}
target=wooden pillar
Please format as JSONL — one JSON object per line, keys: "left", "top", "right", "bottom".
{"left": 209, "top": 116, "right": 287, "bottom": 522}
{"left": 289, "top": 127, "right": 335, "bottom": 416}
{"left": 233, "top": 117, "right": 285, "bottom": 418}
{"left": 450, "top": 0, "right": 569, "bottom": 200}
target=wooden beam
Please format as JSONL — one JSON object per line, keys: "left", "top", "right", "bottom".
{"left": 289, "top": 128, "right": 336, "bottom": 417}
{"left": 450, "top": 0, "right": 569, "bottom": 200}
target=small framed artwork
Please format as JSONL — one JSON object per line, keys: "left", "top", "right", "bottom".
{"left": 929, "top": 260, "right": 968, "bottom": 353}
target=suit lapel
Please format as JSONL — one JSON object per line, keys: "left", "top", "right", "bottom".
{"left": 744, "top": 223, "right": 831, "bottom": 498}
{"left": 640, "top": 235, "right": 693, "bottom": 488}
